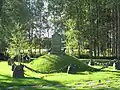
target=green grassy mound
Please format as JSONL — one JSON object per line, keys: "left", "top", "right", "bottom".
{"left": 29, "top": 54, "right": 98, "bottom": 73}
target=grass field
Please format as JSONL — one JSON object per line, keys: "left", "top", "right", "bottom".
{"left": 1, "top": 61, "right": 120, "bottom": 90}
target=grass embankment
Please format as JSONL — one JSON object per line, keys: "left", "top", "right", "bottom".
{"left": 29, "top": 54, "right": 98, "bottom": 73}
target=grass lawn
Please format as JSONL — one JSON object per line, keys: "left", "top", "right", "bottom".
{"left": 1, "top": 61, "right": 120, "bottom": 90}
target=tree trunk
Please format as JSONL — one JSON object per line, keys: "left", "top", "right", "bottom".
{"left": 117, "top": 4, "right": 120, "bottom": 60}
{"left": 89, "top": 0, "right": 93, "bottom": 60}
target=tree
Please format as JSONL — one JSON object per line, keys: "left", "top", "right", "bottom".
{"left": 7, "top": 23, "right": 28, "bottom": 63}
{"left": 0, "top": 0, "right": 29, "bottom": 54}
{"left": 65, "top": 19, "right": 80, "bottom": 55}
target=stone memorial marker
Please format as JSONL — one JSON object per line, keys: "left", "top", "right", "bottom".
{"left": 12, "top": 64, "right": 24, "bottom": 78}
{"left": 67, "top": 64, "right": 78, "bottom": 74}
{"left": 114, "top": 61, "right": 120, "bottom": 70}
{"left": 51, "top": 32, "right": 62, "bottom": 54}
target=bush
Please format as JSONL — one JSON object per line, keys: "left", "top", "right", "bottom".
{"left": 76, "top": 54, "right": 117, "bottom": 60}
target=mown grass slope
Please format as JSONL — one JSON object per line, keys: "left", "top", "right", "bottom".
{"left": 29, "top": 54, "right": 98, "bottom": 73}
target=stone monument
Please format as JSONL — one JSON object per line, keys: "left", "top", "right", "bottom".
{"left": 51, "top": 32, "right": 62, "bottom": 54}
{"left": 12, "top": 64, "right": 24, "bottom": 78}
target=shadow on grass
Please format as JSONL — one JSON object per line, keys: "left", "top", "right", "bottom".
{"left": 0, "top": 74, "right": 11, "bottom": 78}
{"left": 77, "top": 72, "right": 89, "bottom": 75}
{"left": 88, "top": 87, "right": 120, "bottom": 90}
{"left": 75, "top": 69, "right": 120, "bottom": 76}
{"left": 100, "top": 69, "right": 120, "bottom": 73}
{"left": 0, "top": 74, "right": 68, "bottom": 90}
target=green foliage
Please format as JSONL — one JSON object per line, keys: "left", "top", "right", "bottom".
{"left": 41, "top": 37, "right": 51, "bottom": 49}
{"left": 0, "top": 25, "right": 8, "bottom": 52}
{"left": 64, "top": 19, "right": 76, "bottom": 30}
{"left": 7, "top": 23, "right": 28, "bottom": 58}
{"left": 65, "top": 30, "right": 79, "bottom": 47}
{"left": 1, "top": 0, "right": 120, "bottom": 58}
{"left": 65, "top": 19, "right": 80, "bottom": 55}
{"left": 0, "top": 0, "right": 30, "bottom": 53}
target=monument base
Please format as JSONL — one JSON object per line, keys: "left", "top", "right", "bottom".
{"left": 48, "top": 51, "right": 65, "bottom": 55}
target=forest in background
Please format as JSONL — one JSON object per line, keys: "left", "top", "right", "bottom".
{"left": 0, "top": 0, "right": 120, "bottom": 59}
